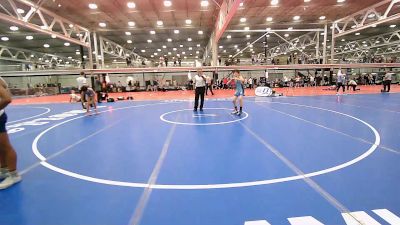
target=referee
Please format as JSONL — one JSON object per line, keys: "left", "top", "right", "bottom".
{"left": 193, "top": 69, "right": 206, "bottom": 112}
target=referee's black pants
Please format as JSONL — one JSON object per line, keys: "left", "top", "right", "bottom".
{"left": 383, "top": 80, "right": 391, "bottom": 92}
{"left": 194, "top": 86, "right": 205, "bottom": 110}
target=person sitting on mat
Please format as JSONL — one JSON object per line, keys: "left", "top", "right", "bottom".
{"left": 229, "top": 70, "right": 245, "bottom": 116}
{"left": 0, "top": 77, "right": 21, "bottom": 189}
{"left": 347, "top": 79, "right": 359, "bottom": 92}
{"left": 69, "top": 90, "right": 81, "bottom": 103}
{"left": 81, "top": 86, "right": 99, "bottom": 116}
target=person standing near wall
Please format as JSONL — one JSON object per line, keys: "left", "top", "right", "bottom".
{"left": 0, "top": 77, "right": 21, "bottom": 189}
{"left": 94, "top": 76, "right": 102, "bottom": 103}
{"left": 205, "top": 74, "right": 214, "bottom": 96}
{"left": 76, "top": 72, "right": 88, "bottom": 108}
{"left": 382, "top": 70, "right": 393, "bottom": 93}
{"left": 193, "top": 69, "right": 206, "bottom": 112}
{"left": 336, "top": 69, "right": 346, "bottom": 95}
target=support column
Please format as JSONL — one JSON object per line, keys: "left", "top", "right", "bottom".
{"left": 331, "top": 23, "right": 336, "bottom": 64}
{"left": 99, "top": 36, "right": 105, "bottom": 68}
{"left": 87, "top": 32, "right": 93, "bottom": 69}
{"left": 316, "top": 31, "right": 320, "bottom": 61}
{"left": 322, "top": 23, "right": 328, "bottom": 64}
{"left": 93, "top": 32, "right": 100, "bottom": 68}
{"left": 211, "top": 33, "right": 218, "bottom": 66}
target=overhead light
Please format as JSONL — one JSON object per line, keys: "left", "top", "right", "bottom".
{"left": 219, "top": 46, "right": 223, "bottom": 49}
{"left": 304, "top": 0, "right": 311, "bottom": 2}
{"left": 246, "top": 34, "right": 251, "bottom": 38}
{"left": 234, "top": 45, "right": 238, "bottom": 48}
{"left": 284, "top": 34, "right": 289, "bottom": 37}
{"left": 174, "top": 29, "right": 180, "bottom": 34}
{"left": 1, "top": 37, "right": 9, "bottom": 41}
{"left": 163, "top": 45, "right": 167, "bottom": 48}
{"left": 288, "top": 27, "right": 293, "bottom": 30}
{"left": 319, "top": 16, "right": 326, "bottom": 20}
{"left": 271, "top": 0, "right": 279, "bottom": 6}
{"left": 293, "top": 16, "right": 300, "bottom": 21}
{"left": 125, "top": 31, "right": 131, "bottom": 35}
{"left": 173, "top": 48, "right": 177, "bottom": 51}
{"left": 239, "top": 2, "right": 244, "bottom": 7}
{"left": 390, "top": 24, "right": 396, "bottom": 28}
{"left": 10, "top": 26, "right": 19, "bottom": 31}
{"left": 127, "top": 40, "right": 132, "bottom": 44}
{"left": 167, "top": 38, "right": 172, "bottom": 42}
{"left": 189, "top": 47, "right": 193, "bottom": 50}
{"left": 236, "top": 49, "right": 240, "bottom": 52}
{"left": 182, "top": 52, "right": 186, "bottom": 55}
{"left": 43, "top": 44, "right": 50, "bottom": 48}
{"left": 69, "top": 24, "right": 74, "bottom": 28}
{"left": 99, "top": 22, "right": 106, "bottom": 27}
{"left": 157, "top": 49, "right": 161, "bottom": 52}
{"left": 150, "top": 30, "right": 156, "bottom": 34}
{"left": 337, "top": 0, "right": 345, "bottom": 2}
{"left": 196, "top": 51, "right": 200, "bottom": 54}
{"left": 368, "top": 14, "right": 375, "bottom": 18}
{"left": 266, "top": 17, "right": 273, "bottom": 22}
{"left": 188, "top": 38, "right": 192, "bottom": 41}
{"left": 76, "top": 52, "right": 80, "bottom": 55}
{"left": 197, "top": 44, "right": 201, "bottom": 47}
{"left": 51, "top": 34, "right": 57, "bottom": 38}
{"left": 185, "top": 19, "right": 192, "bottom": 25}
{"left": 147, "top": 39, "right": 152, "bottom": 43}
{"left": 164, "top": 0, "right": 172, "bottom": 7}
{"left": 141, "top": 50, "right": 146, "bottom": 53}
{"left": 88, "top": 3, "right": 98, "bottom": 9}
{"left": 198, "top": 30, "right": 204, "bottom": 35}
{"left": 127, "top": 2, "right": 136, "bottom": 8}
{"left": 371, "top": 24, "right": 377, "bottom": 28}
{"left": 244, "top": 26, "right": 250, "bottom": 30}
{"left": 351, "top": 25, "right": 356, "bottom": 28}
{"left": 17, "top": 8, "right": 25, "bottom": 14}
{"left": 355, "top": 32, "right": 360, "bottom": 36}
{"left": 223, "top": 50, "right": 227, "bottom": 53}
{"left": 227, "top": 35, "right": 232, "bottom": 39}
{"left": 168, "top": 52, "right": 172, "bottom": 55}
{"left": 240, "top": 17, "right": 247, "bottom": 23}
{"left": 64, "top": 42, "right": 70, "bottom": 46}
{"left": 157, "top": 20, "right": 163, "bottom": 26}
{"left": 200, "top": 0, "right": 209, "bottom": 7}
{"left": 26, "top": 35, "right": 33, "bottom": 40}
{"left": 180, "top": 45, "right": 184, "bottom": 47}
{"left": 128, "top": 21, "right": 135, "bottom": 27}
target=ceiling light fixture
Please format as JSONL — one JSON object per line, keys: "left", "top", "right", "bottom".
{"left": 99, "top": 22, "right": 106, "bottom": 27}
{"left": 17, "top": 8, "right": 25, "bottom": 14}
{"left": 293, "top": 16, "right": 300, "bottom": 21}
{"left": 88, "top": 3, "right": 98, "bottom": 9}
{"left": 43, "top": 44, "right": 50, "bottom": 48}
{"left": 240, "top": 17, "right": 246, "bottom": 23}
{"left": 125, "top": 31, "right": 131, "bottom": 35}
{"left": 227, "top": 35, "right": 232, "bottom": 39}
{"left": 188, "top": 38, "right": 192, "bottom": 41}
{"left": 1, "top": 37, "right": 9, "bottom": 41}
{"left": 164, "top": 0, "right": 172, "bottom": 7}
{"left": 271, "top": 0, "right": 279, "bottom": 6}
{"left": 174, "top": 29, "right": 180, "bottom": 34}
{"left": 26, "top": 35, "right": 33, "bottom": 40}
{"left": 198, "top": 30, "right": 204, "bottom": 35}
{"left": 185, "top": 19, "right": 192, "bottom": 25}
{"left": 10, "top": 26, "right": 19, "bottom": 31}
{"left": 64, "top": 42, "right": 70, "bottom": 46}
{"left": 167, "top": 38, "right": 172, "bottom": 42}
{"left": 128, "top": 21, "right": 135, "bottom": 27}
{"left": 200, "top": 0, "right": 209, "bottom": 7}
{"left": 266, "top": 17, "right": 273, "bottom": 22}
{"left": 319, "top": 16, "right": 326, "bottom": 20}
{"left": 127, "top": 2, "right": 136, "bottom": 8}
{"left": 157, "top": 20, "right": 163, "bottom": 26}
{"left": 127, "top": 40, "right": 132, "bottom": 44}
{"left": 147, "top": 40, "right": 152, "bottom": 43}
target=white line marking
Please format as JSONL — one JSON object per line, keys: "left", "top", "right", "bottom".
{"left": 288, "top": 216, "right": 325, "bottom": 225}
{"left": 160, "top": 108, "right": 248, "bottom": 126}
{"left": 372, "top": 209, "right": 400, "bottom": 225}
{"left": 32, "top": 102, "right": 380, "bottom": 190}
{"left": 21, "top": 118, "right": 125, "bottom": 175}
{"left": 244, "top": 220, "right": 272, "bottom": 225}
{"left": 192, "top": 114, "right": 217, "bottom": 118}
{"left": 129, "top": 121, "right": 177, "bottom": 225}
{"left": 342, "top": 211, "right": 381, "bottom": 225}
{"left": 7, "top": 107, "right": 51, "bottom": 124}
